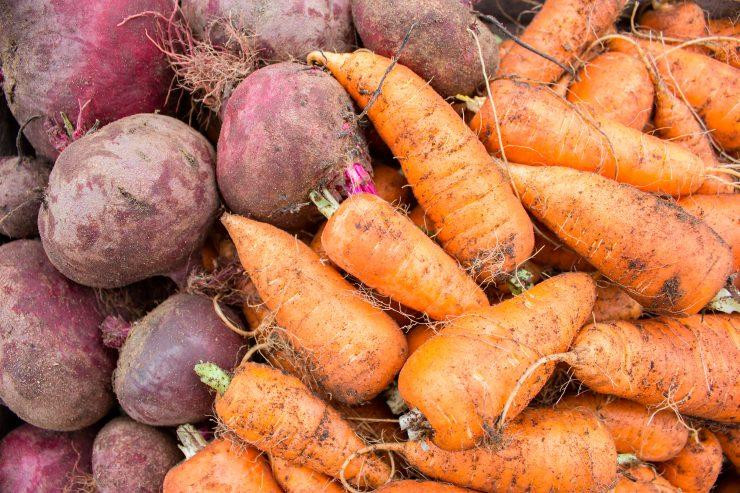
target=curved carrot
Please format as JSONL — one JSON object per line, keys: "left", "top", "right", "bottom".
{"left": 376, "top": 480, "right": 474, "bottom": 492}
{"left": 269, "top": 456, "right": 344, "bottom": 493}
{"left": 398, "top": 272, "right": 596, "bottom": 450}
{"left": 508, "top": 164, "right": 732, "bottom": 315}
{"left": 556, "top": 392, "right": 688, "bottom": 461}
{"left": 615, "top": 463, "right": 677, "bottom": 493}
{"left": 497, "top": 0, "right": 627, "bottom": 83}
{"left": 222, "top": 213, "right": 407, "bottom": 404}
{"left": 658, "top": 429, "right": 723, "bottom": 493}
{"left": 715, "top": 427, "right": 739, "bottom": 470}
{"left": 593, "top": 284, "right": 643, "bottom": 322}
{"left": 307, "top": 50, "right": 534, "bottom": 282}
{"left": 567, "top": 51, "right": 654, "bottom": 130}
{"left": 373, "top": 162, "right": 411, "bottom": 206}
{"left": 471, "top": 79, "right": 706, "bottom": 196}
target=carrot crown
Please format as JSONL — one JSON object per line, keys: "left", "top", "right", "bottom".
{"left": 194, "top": 362, "right": 231, "bottom": 396}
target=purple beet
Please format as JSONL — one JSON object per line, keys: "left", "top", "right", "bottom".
{"left": 113, "top": 293, "right": 245, "bottom": 426}
{"left": 0, "top": 240, "right": 115, "bottom": 431}
{"left": 217, "top": 62, "right": 370, "bottom": 230}
{"left": 0, "top": 155, "right": 50, "bottom": 238}
{"left": 0, "top": 0, "right": 173, "bottom": 161}
{"left": 38, "top": 113, "right": 219, "bottom": 289}
{"left": 0, "top": 424, "right": 94, "bottom": 493}
{"left": 92, "top": 417, "right": 181, "bottom": 493}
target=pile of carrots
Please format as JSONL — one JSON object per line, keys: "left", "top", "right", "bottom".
{"left": 167, "top": 1, "right": 739, "bottom": 492}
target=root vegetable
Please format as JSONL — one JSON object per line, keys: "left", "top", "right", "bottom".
{"left": 658, "top": 429, "right": 723, "bottom": 493}
{"left": 592, "top": 284, "right": 643, "bottom": 322}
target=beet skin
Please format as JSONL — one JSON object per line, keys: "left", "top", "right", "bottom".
{"left": 0, "top": 156, "right": 50, "bottom": 238}
{"left": 0, "top": 240, "right": 115, "bottom": 431}
{"left": 93, "top": 417, "right": 181, "bottom": 493}
{"left": 114, "top": 293, "right": 245, "bottom": 426}
{"left": 39, "top": 113, "right": 219, "bottom": 288}
{"left": 0, "top": 424, "right": 95, "bottom": 492}
{"left": 218, "top": 62, "right": 370, "bottom": 230}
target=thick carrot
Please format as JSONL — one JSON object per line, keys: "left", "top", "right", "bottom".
{"left": 658, "top": 429, "right": 723, "bottom": 493}
{"left": 715, "top": 427, "right": 739, "bottom": 470}
{"left": 592, "top": 284, "right": 643, "bottom": 322}
{"left": 197, "top": 362, "right": 391, "bottom": 488}
{"left": 470, "top": 79, "right": 707, "bottom": 196}
{"left": 497, "top": 0, "right": 627, "bottom": 83}
{"left": 639, "top": 2, "right": 708, "bottom": 43}
{"left": 222, "top": 213, "right": 407, "bottom": 404}
{"left": 556, "top": 392, "right": 688, "bottom": 461}
{"left": 707, "top": 18, "right": 739, "bottom": 69}
{"left": 508, "top": 164, "right": 733, "bottom": 314}
{"left": 373, "top": 162, "right": 411, "bottom": 206}
{"left": 269, "top": 456, "right": 345, "bottom": 493}
{"left": 398, "top": 272, "right": 596, "bottom": 450}
{"left": 320, "top": 193, "right": 488, "bottom": 320}
{"left": 567, "top": 51, "right": 654, "bottom": 130}
{"left": 610, "top": 37, "right": 740, "bottom": 152}
{"left": 163, "top": 438, "right": 282, "bottom": 493}
{"left": 615, "top": 463, "right": 677, "bottom": 493}
{"left": 376, "top": 480, "right": 474, "bottom": 492}
{"left": 307, "top": 50, "right": 534, "bottom": 282}
{"left": 532, "top": 230, "right": 594, "bottom": 272}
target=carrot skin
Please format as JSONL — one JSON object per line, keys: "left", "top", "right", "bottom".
{"left": 658, "top": 429, "right": 723, "bottom": 493}
{"left": 375, "top": 480, "right": 475, "bottom": 492}
{"left": 614, "top": 463, "right": 677, "bottom": 493}
{"left": 714, "top": 427, "right": 740, "bottom": 471}
{"left": 269, "top": 456, "right": 344, "bottom": 493}
{"left": 592, "top": 284, "right": 643, "bottom": 322}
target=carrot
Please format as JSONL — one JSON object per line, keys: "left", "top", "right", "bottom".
{"left": 269, "top": 456, "right": 345, "bottom": 493}
{"left": 497, "top": 0, "right": 627, "bottom": 83}
{"left": 508, "top": 164, "right": 733, "bottom": 314}
{"left": 336, "top": 398, "right": 404, "bottom": 444}
{"left": 658, "top": 429, "right": 723, "bottom": 493}
{"left": 610, "top": 37, "right": 740, "bottom": 152}
{"left": 567, "top": 51, "right": 654, "bottom": 130}
{"left": 405, "top": 324, "right": 437, "bottom": 357}
{"left": 373, "top": 162, "right": 411, "bottom": 206}
{"left": 556, "top": 392, "right": 688, "bottom": 461}
{"left": 707, "top": 18, "right": 739, "bottom": 69}
{"left": 397, "top": 272, "right": 596, "bottom": 450}
{"left": 307, "top": 50, "right": 534, "bottom": 282}
{"left": 407, "top": 205, "right": 436, "bottom": 237}
{"left": 592, "top": 283, "right": 643, "bottom": 322}
{"left": 470, "top": 79, "right": 707, "bottom": 196}
{"left": 615, "top": 462, "right": 677, "bottom": 493}
{"left": 375, "top": 480, "right": 475, "bottom": 492}
{"left": 318, "top": 192, "right": 488, "bottom": 320}
{"left": 309, "top": 222, "right": 336, "bottom": 267}
{"left": 639, "top": 2, "right": 708, "bottom": 44}
{"left": 221, "top": 213, "right": 407, "bottom": 404}
{"left": 531, "top": 229, "right": 594, "bottom": 272}
{"left": 714, "top": 427, "right": 740, "bottom": 470}
{"left": 196, "top": 362, "right": 392, "bottom": 488}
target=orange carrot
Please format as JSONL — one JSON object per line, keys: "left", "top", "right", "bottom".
{"left": 556, "top": 393, "right": 688, "bottom": 461}
{"left": 375, "top": 480, "right": 475, "bottom": 492}
{"left": 715, "top": 427, "right": 739, "bottom": 471}
{"left": 335, "top": 397, "right": 404, "bottom": 444}
{"left": 567, "top": 51, "right": 654, "bottom": 130}
{"left": 615, "top": 462, "right": 677, "bottom": 493}
{"left": 707, "top": 18, "right": 739, "bottom": 68}
{"left": 639, "top": 2, "right": 708, "bottom": 43}
{"left": 407, "top": 205, "right": 436, "bottom": 237}
{"left": 309, "top": 222, "right": 336, "bottom": 267}
{"left": 405, "top": 324, "right": 437, "bottom": 357}
{"left": 531, "top": 228, "right": 594, "bottom": 272}
{"left": 269, "top": 456, "right": 345, "bottom": 493}
{"left": 508, "top": 164, "right": 733, "bottom": 314}
{"left": 592, "top": 283, "right": 643, "bottom": 322}
{"left": 471, "top": 79, "right": 707, "bottom": 196}
{"left": 658, "top": 429, "right": 723, "bottom": 493}
{"left": 497, "top": 0, "right": 627, "bottom": 83}
{"left": 373, "top": 162, "right": 411, "bottom": 206}
{"left": 222, "top": 213, "right": 407, "bottom": 404}
{"left": 308, "top": 50, "right": 534, "bottom": 282}
{"left": 398, "top": 273, "right": 596, "bottom": 450}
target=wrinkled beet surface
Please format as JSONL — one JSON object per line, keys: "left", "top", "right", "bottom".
{"left": 0, "top": 240, "right": 115, "bottom": 431}
{"left": 39, "top": 113, "right": 219, "bottom": 288}
{"left": 218, "top": 62, "right": 369, "bottom": 230}
{"left": 93, "top": 417, "right": 181, "bottom": 493}
{"left": 0, "top": 0, "right": 172, "bottom": 160}
{"left": 0, "top": 424, "right": 94, "bottom": 493}
{"left": 0, "top": 156, "right": 50, "bottom": 238}
{"left": 114, "top": 293, "right": 245, "bottom": 426}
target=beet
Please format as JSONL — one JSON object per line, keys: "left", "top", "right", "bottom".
{"left": 92, "top": 417, "right": 181, "bottom": 493}
{"left": 0, "top": 155, "right": 50, "bottom": 238}
{"left": 181, "top": 0, "right": 354, "bottom": 61}
{"left": 0, "top": 240, "right": 115, "bottom": 431}
{"left": 114, "top": 293, "right": 245, "bottom": 426}
{"left": 38, "top": 113, "right": 219, "bottom": 289}
{"left": 351, "top": 0, "right": 500, "bottom": 97}
{"left": 0, "top": 424, "right": 94, "bottom": 492}
{"left": 0, "top": 0, "right": 173, "bottom": 160}
{"left": 217, "top": 62, "right": 370, "bottom": 230}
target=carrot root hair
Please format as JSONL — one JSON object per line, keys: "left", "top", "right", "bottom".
{"left": 339, "top": 442, "right": 403, "bottom": 493}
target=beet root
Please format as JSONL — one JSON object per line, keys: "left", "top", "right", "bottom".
{"left": 0, "top": 423, "right": 95, "bottom": 492}
{"left": 217, "top": 62, "right": 370, "bottom": 230}
{"left": 0, "top": 155, "right": 50, "bottom": 238}
{"left": 38, "top": 113, "right": 219, "bottom": 288}
{"left": 114, "top": 293, "right": 245, "bottom": 426}
{"left": 0, "top": 0, "right": 173, "bottom": 160}
{"left": 92, "top": 416, "right": 181, "bottom": 493}
{"left": 0, "top": 240, "right": 115, "bottom": 431}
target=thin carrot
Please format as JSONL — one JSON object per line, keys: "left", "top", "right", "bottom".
{"left": 567, "top": 51, "right": 654, "bottom": 130}
{"left": 309, "top": 222, "right": 335, "bottom": 267}
{"left": 658, "top": 429, "right": 723, "bottom": 493}
{"left": 615, "top": 462, "right": 677, "bottom": 493}
{"left": 508, "top": 164, "right": 733, "bottom": 314}
{"left": 497, "top": 0, "right": 627, "bottom": 83}
{"left": 592, "top": 284, "right": 643, "bottom": 322}
{"left": 556, "top": 392, "right": 688, "bottom": 461}
{"left": 471, "top": 79, "right": 707, "bottom": 196}
{"left": 196, "top": 362, "right": 392, "bottom": 488}
{"left": 269, "top": 456, "right": 345, "bottom": 493}
{"left": 714, "top": 427, "right": 739, "bottom": 471}
{"left": 375, "top": 480, "right": 475, "bottom": 492}
{"left": 397, "top": 272, "right": 596, "bottom": 450}
{"left": 307, "top": 50, "right": 534, "bottom": 283}
{"left": 222, "top": 213, "right": 407, "bottom": 404}
{"left": 373, "top": 162, "right": 411, "bottom": 206}
{"left": 405, "top": 324, "right": 437, "bottom": 357}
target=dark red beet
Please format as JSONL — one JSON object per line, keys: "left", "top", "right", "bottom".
{"left": 0, "top": 0, "right": 173, "bottom": 160}
{"left": 0, "top": 156, "right": 50, "bottom": 238}
{"left": 0, "top": 424, "right": 94, "bottom": 493}
{"left": 217, "top": 62, "right": 370, "bottom": 230}
{"left": 92, "top": 416, "right": 181, "bottom": 493}
{"left": 0, "top": 240, "right": 115, "bottom": 431}
{"left": 38, "top": 113, "right": 219, "bottom": 288}
{"left": 114, "top": 293, "right": 245, "bottom": 426}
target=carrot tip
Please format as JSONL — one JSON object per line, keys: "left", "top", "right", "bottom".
{"left": 194, "top": 362, "right": 231, "bottom": 396}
